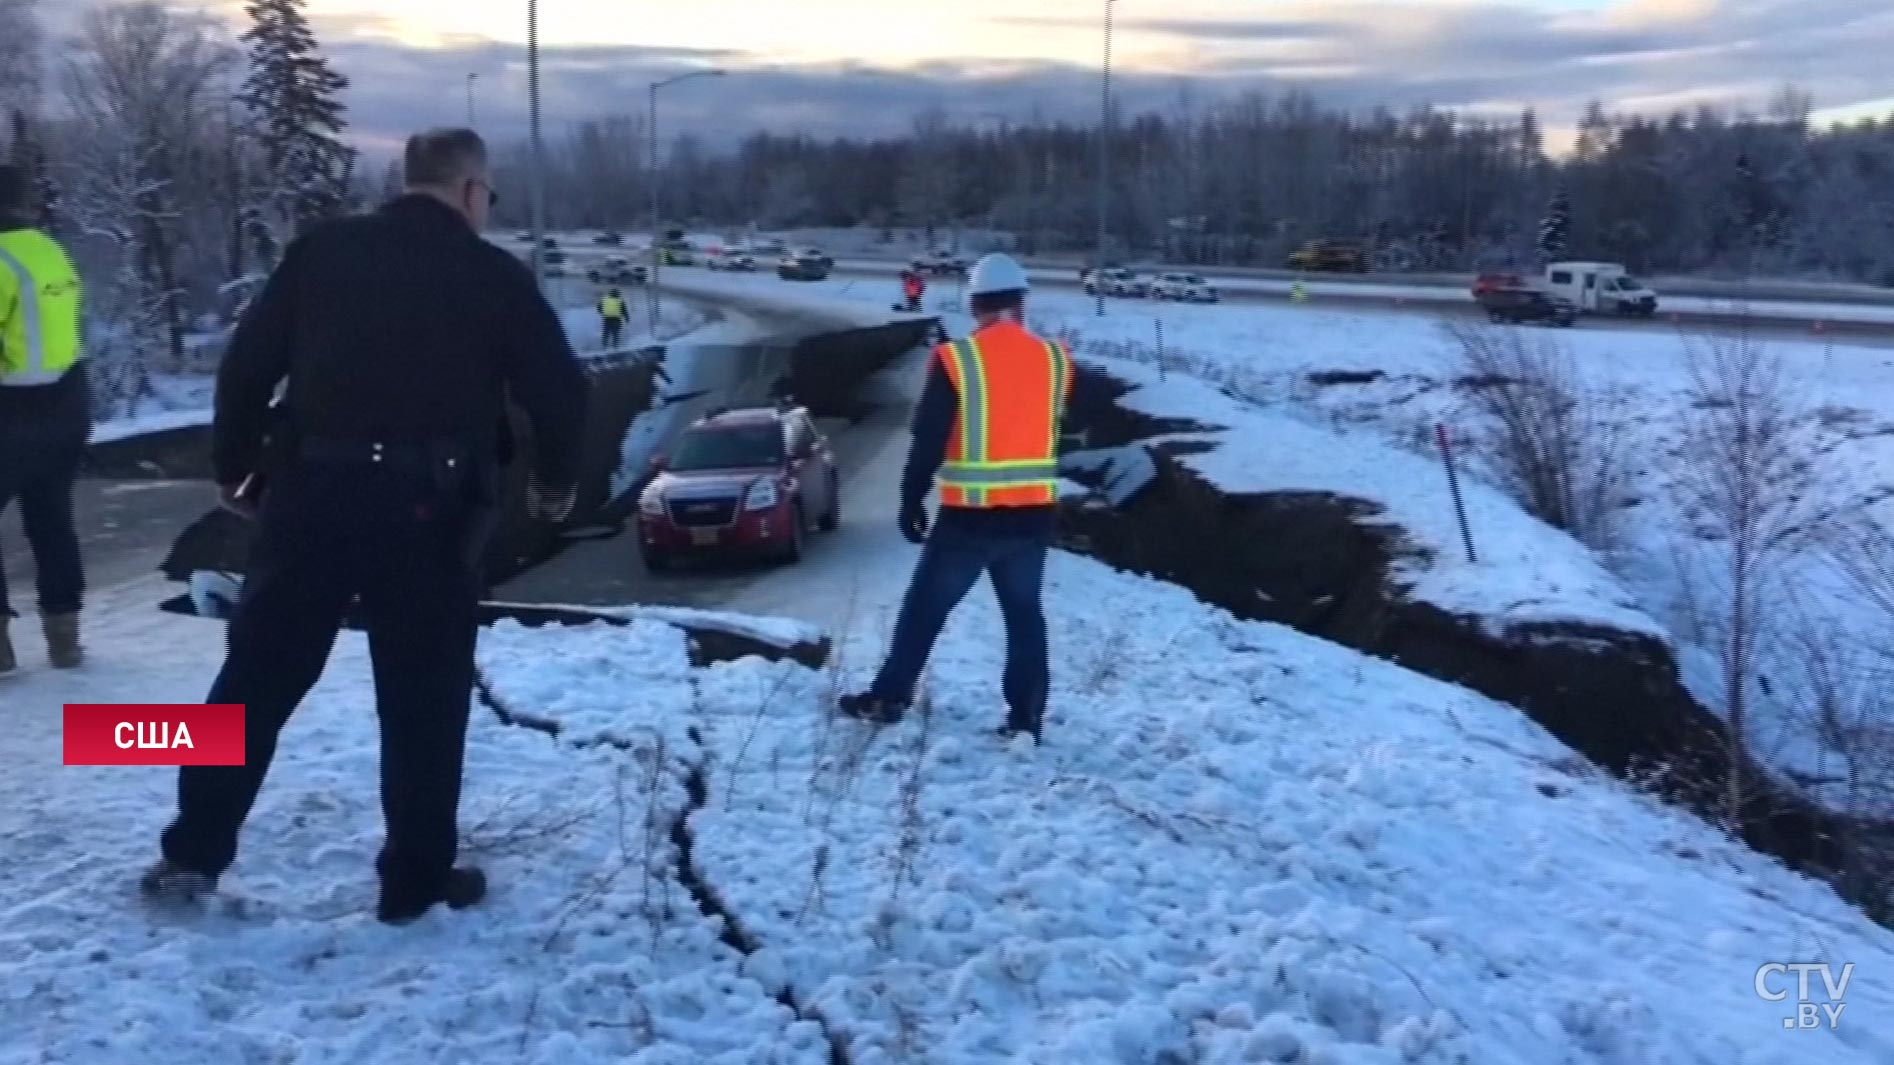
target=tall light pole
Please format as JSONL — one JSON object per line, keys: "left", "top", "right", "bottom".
{"left": 1095, "top": 0, "right": 1115, "bottom": 317}
{"left": 646, "top": 68, "right": 726, "bottom": 336}
{"left": 526, "top": 0, "right": 546, "bottom": 292}
{"left": 465, "top": 72, "right": 478, "bottom": 127}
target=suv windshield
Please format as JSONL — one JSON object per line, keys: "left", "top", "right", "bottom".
{"left": 1616, "top": 276, "right": 1644, "bottom": 290}
{"left": 669, "top": 424, "right": 783, "bottom": 471}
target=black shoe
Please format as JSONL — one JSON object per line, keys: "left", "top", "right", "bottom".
{"left": 838, "top": 691, "right": 908, "bottom": 724}
{"left": 997, "top": 709, "right": 1042, "bottom": 745}
{"left": 139, "top": 859, "right": 218, "bottom": 904}
{"left": 377, "top": 866, "right": 488, "bottom": 925}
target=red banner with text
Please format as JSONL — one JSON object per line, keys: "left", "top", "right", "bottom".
{"left": 63, "top": 704, "right": 246, "bottom": 766}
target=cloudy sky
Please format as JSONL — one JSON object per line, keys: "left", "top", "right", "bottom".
{"left": 149, "top": 0, "right": 1894, "bottom": 153}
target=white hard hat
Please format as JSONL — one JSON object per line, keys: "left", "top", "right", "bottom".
{"left": 966, "top": 253, "right": 1029, "bottom": 297}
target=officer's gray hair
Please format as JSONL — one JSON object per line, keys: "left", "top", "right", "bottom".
{"left": 402, "top": 128, "right": 488, "bottom": 189}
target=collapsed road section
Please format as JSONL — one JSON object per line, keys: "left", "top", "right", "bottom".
{"left": 150, "top": 311, "right": 938, "bottom": 603}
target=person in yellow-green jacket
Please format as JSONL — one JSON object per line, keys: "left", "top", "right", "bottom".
{"left": 597, "top": 286, "right": 626, "bottom": 349}
{"left": 0, "top": 164, "right": 87, "bottom": 675}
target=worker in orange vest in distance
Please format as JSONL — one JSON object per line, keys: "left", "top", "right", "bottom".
{"left": 841, "top": 253, "right": 1070, "bottom": 743}
{"left": 900, "top": 269, "right": 924, "bottom": 311}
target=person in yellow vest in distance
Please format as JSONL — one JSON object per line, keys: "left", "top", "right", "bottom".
{"left": 0, "top": 165, "right": 87, "bottom": 675}
{"left": 598, "top": 287, "right": 627, "bottom": 349}
{"left": 840, "top": 253, "right": 1071, "bottom": 743}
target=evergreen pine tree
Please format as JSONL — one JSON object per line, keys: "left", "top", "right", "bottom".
{"left": 237, "top": 0, "right": 353, "bottom": 253}
{"left": 1538, "top": 186, "right": 1571, "bottom": 264}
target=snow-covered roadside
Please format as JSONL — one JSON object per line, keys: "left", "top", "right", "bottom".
{"left": 1080, "top": 354, "right": 1664, "bottom": 643}
{"left": 90, "top": 374, "right": 219, "bottom": 445}
{"left": 1026, "top": 292, "right": 1894, "bottom": 807}
{"left": 485, "top": 552, "right": 1894, "bottom": 1065}
{"left": 0, "top": 588, "right": 827, "bottom": 1065}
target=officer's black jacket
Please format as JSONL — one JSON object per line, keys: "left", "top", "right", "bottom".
{"left": 212, "top": 195, "right": 587, "bottom": 489}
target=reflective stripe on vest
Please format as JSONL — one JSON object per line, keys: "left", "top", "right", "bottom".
{"left": 935, "top": 330, "right": 1070, "bottom": 508}
{"left": 0, "top": 230, "right": 82, "bottom": 387}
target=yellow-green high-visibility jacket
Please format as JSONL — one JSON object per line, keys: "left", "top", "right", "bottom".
{"left": 0, "top": 227, "right": 83, "bottom": 387}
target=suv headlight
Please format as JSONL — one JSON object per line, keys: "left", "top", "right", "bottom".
{"left": 639, "top": 491, "right": 665, "bottom": 516}
{"left": 744, "top": 479, "right": 779, "bottom": 511}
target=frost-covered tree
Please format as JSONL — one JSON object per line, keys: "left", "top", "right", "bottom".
{"left": 1538, "top": 186, "right": 1571, "bottom": 264}
{"left": 237, "top": 0, "right": 353, "bottom": 255}
{"left": 8, "top": 109, "right": 58, "bottom": 230}
{"left": 0, "top": 0, "right": 40, "bottom": 110}
{"left": 64, "top": 2, "right": 234, "bottom": 373}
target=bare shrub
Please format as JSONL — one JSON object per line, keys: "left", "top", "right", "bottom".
{"left": 1441, "top": 320, "right": 1630, "bottom": 549}
{"left": 1781, "top": 611, "right": 1894, "bottom": 920}
{"left": 1671, "top": 328, "right": 1829, "bottom": 831}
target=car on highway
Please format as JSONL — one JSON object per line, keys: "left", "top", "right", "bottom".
{"left": 910, "top": 248, "right": 968, "bottom": 276}
{"left": 1477, "top": 284, "right": 1577, "bottom": 327}
{"left": 777, "top": 248, "right": 833, "bottom": 281}
{"left": 593, "top": 231, "right": 625, "bottom": 246}
{"left": 1286, "top": 240, "right": 1368, "bottom": 273}
{"left": 705, "top": 247, "right": 759, "bottom": 271}
{"left": 1150, "top": 271, "right": 1219, "bottom": 303}
{"left": 587, "top": 256, "right": 647, "bottom": 285}
{"left": 1085, "top": 267, "right": 1150, "bottom": 298}
{"left": 541, "top": 236, "right": 560, "bottom": 250}
{"left": 636, "top": 402, "right": 840, "bottom": 569}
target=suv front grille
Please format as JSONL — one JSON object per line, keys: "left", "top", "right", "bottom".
{"left": 669, "top": 497, "right": 738, "bottom": 527}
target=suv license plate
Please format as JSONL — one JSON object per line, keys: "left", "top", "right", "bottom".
{"left": 691, "top": 529, "right": 719, "bottom": 546}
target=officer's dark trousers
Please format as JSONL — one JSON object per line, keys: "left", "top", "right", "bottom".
{"left": 0, "top": 374, "right": 90, "bottom": 618}
{"left": 868, "top": 520, "right": 1050, "bottom": 726}
{"left": 160, "top": 461, "right": 481, "bottom": 895}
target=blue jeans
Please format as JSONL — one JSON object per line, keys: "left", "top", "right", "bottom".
{"left": 870, "top": 523, "right": 1050, "bottom": 726}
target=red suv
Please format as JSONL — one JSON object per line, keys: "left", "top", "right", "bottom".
{"left": 636, "top": 403, "right": 840, "bottom": 569}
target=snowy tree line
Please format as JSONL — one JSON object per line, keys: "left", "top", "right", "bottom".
{"left": 0, "top": 0, "right": 353, "bottom": 418}
{"left": 490, "top": 90, "right": 1894, "bottom": 285}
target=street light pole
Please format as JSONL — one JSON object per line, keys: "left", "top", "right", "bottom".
{"left": 526, "top": 0, "right": 546, "bottom": 293}
{"left": 645, "top": 69, "right": 727, "bottom": 337}
{"left": 1095, "top": 0, "right": 1115, "bottom": 317}
{"left": 465, "top": 72, "right": 478, "bottom": 127}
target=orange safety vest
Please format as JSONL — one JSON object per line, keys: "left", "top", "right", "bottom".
{"left": 934, "top": 320, "right": 1071, "bottom": 508}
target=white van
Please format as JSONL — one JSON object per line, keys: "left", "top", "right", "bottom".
{"left": 1543, "top": 262, "right": 1658, "bottom": 316}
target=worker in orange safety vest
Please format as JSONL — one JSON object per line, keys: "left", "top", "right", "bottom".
{"left": 840, "top": 252, "right": 1070, "bottom": 743}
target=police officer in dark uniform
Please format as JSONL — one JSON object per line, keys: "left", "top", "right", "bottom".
{"left": 142, "top": 129, "right": 589, "bottom": 924}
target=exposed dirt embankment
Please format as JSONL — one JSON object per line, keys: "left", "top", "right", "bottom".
{"left": 1059, "top": 363, "right": 1889, "bottom": 916}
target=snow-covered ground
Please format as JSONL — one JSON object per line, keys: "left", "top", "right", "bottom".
{"left": 1022, "top": 293, "right": 1894, "bottom": 810}
{"left": 12, "top": 556, "right": 1890, "bottom": 1061}
{"left": 1, "top": 582, "right": 829, "bottom": 1065}
{"left": 90, "top": 374, "right": 220, "bottom": 445}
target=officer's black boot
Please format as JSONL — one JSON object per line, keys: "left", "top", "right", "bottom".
{"left": 838, "top": 691, "right": 908, "bottom": 724}
{"left": 996, "top": 707, "right": 1042, "bottom": 745}
{"left": 138, "top": 858, "right": 219, "bottom": 904}
{"left": 377, "top": 866, "right": 488, "bottom": 925}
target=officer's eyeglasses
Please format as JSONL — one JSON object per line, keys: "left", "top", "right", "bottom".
{"left": 468, "top": 178, "right": 499, "bottom": 208}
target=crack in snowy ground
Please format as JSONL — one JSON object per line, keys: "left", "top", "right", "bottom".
{"left": 472, "top": 651, "right": 854, "bottom": 1065}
